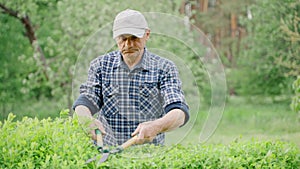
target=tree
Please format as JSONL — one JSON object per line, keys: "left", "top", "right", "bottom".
{"left": 179, "top": 0, "right": 253, "bottom": 95}
{"left": 1, "top": 0, "right": 205, "bottom": 117}
{"left": 0, "top": 2, "right": 36, "bottom": 115}
{"left": 277, "top": 1, "right": 300, "bottom": 113}
{"left": 238, "top": 0, "right": 298, "bottom": 97}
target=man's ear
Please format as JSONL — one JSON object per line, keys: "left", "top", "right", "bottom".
{"left": 145, "top": 29, "right": 150, "bottom": 40}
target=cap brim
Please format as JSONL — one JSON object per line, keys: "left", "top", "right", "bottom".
{"left": 113, "top": 28, "right": 145, "bottom": 39}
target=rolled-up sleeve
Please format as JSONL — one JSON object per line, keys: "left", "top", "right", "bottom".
{"left": 72, "top": 59, "right": 103, "bottom": 115}
{"left": 72, "top": 94, "right": 99, "bottom": 115}
{"left": 160, "top": 61, "right": 190, "bottom": 126}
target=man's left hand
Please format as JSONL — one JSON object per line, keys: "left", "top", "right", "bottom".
{"left": 131, "top": 109, "right": 185, "bottom": 144}
{"left": 131, "top": 120, "right": 161, "bottom": 144}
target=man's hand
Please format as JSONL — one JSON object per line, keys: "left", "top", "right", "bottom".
{"left": 131, "top": 109, "right": 185, "bottom": 144}
{"left": 131, "top": 121, "right": 161, "bottom": 144}
{"left": 87, "top": 118, "right": 106, "bottom": 141}
{"left": 74, "top": 105, "right": 106, "bottom": 141}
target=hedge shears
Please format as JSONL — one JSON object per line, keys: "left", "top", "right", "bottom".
{"left": 86, "top": 129, "right": 138, "bottom": 164}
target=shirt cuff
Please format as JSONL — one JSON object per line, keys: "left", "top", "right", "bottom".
{"left": 164, "top": 102, "right": 190, "bottom": 127}
{"left": 72, "top": 94, "right": 99, "bottom": 115}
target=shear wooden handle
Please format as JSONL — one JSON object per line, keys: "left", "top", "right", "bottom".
{"left": 95, "top": 129, "right": 103, "bottom": 148}
{"left": 121, "top": 135, "right": 138, "bottom": 149}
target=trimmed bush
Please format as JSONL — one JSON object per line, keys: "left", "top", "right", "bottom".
{"left": 1, "top": 112, "right": 299, "bottom": 168}
{"left": 0, "top": 112, "right": 97, "bottom": 168}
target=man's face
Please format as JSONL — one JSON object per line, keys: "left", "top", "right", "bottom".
{"left": 116, "top": 30, "right": 150, "bottom": 60}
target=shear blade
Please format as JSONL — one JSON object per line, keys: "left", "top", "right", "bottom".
{"left": 98, "top": 153, "right": 110, "bottom": 164}
{"left": 109, "top": 147, "right": 123, "bottom": 154}
{"left": 85, "top": 155, "right": 98, "bottom": 164}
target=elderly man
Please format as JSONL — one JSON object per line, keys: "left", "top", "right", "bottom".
{"left": 73, "top": 9, "right": 189, "bottom": 145}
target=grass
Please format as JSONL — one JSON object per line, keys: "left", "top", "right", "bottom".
{"left": 213, "top": 97, "right": 300, "bottom": 147}
{"left": 166, "top": 96, "right": 300, "bottom": 147}
{"left": 0, "top": 97, "right": 65, "bottom": 121}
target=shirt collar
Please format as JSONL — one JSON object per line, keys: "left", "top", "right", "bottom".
{"left": 113, "top": 48, "right": 152, "bottom": 71}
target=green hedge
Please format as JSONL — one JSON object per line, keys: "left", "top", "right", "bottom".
{"left": 0, "top": 112, "right": 98, "bottom": 168}
{"left": 1, "top": 112, "right": 299, "bottom": 168}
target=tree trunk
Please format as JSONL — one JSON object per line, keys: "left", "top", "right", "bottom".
{"left": 230, "top": 13, "right": 237, "bottom": 38}
{"left": 199, "top": 0, "right": 208, "bottom": 12}
{"left": 0, "top": 3, "right": 48, "bottom": 80}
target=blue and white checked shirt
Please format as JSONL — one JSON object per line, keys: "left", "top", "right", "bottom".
{"left": 73, "top": 48, "right": 189, "bottom": 145}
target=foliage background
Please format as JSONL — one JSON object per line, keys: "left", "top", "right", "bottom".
{"left": 0, "top": 0, "right": 299, "bottom": 151}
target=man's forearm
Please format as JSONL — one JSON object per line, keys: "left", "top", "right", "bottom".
{"left": 154, "top": 109, "right": 185, "bottom": 133}
{"left": 74, "top": 105, "right": 106, "bottom": 137}
{"left": 74, "top": 105, "right": 93, "bottom": 117}
{"left": 74, "top": 105, "right": 95, "bottom": 127}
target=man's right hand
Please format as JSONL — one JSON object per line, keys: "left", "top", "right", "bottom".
{"left": 74, "top": 105, "right": 106, "bottom": 140}
{"left": 88, "top": 118, "right": 106, "bottom": 141}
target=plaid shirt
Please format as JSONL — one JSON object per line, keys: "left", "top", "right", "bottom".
{"left": 75, "top": 48, "right": 188, "bottom": 145}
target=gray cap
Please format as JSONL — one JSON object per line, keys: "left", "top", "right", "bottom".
{"left": 113, "top": 9, "right": 149, "bottom": 39}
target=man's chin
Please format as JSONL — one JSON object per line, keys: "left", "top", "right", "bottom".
{"left": 122, "top": 52, "right": 139, "bottom": 58}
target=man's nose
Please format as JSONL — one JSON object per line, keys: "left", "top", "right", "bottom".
{"left": 124, "top": 39, "right": 133, "bottom": 47}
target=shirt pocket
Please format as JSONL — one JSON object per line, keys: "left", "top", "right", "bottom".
{"left": 139, "top": 82, "right": 163, "bottom": 120}
{"left": 101, "top": 83, "right": 119, "bottom": 118}
{"left": 140, "top": 82, "right": 158, "bottom": 98}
